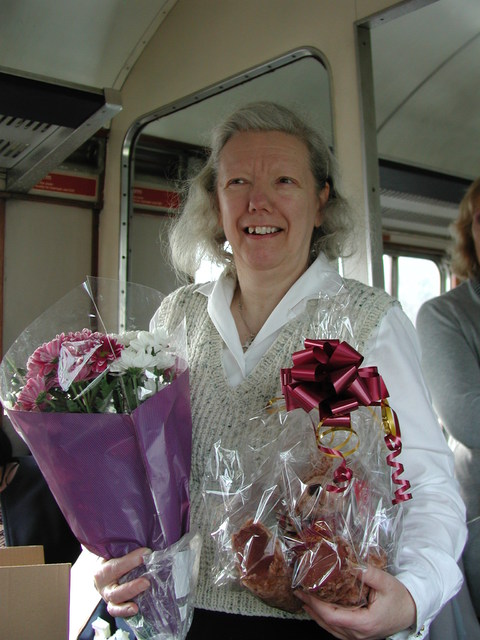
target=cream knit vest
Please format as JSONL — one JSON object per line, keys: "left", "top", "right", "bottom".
{"left": 155, "top": 278, "right": 398, "bottom": 617}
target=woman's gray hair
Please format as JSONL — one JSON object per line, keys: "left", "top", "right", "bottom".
{"left": 168, "top": 101, "right": 353, "bottom": 278}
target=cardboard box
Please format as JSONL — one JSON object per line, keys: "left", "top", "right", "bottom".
{"left": 0, "top": 545, "right": 70, "bottom": 640}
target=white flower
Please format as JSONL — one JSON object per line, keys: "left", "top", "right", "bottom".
{"left": 137, "top": 375, "right": 168, "bottom": 401}
{"left": 110, "top": 348, "right": 151, "bottom": 371}
{"left": 110, "top": 331, "right": 138, "bottom": 347}
{"left": 109, "top": 328, "right": 175, "bottom": 373}
{"left": 129, "top": 328, "right": 170, "bottom": 353}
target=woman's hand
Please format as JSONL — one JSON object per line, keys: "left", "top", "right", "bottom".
{"left": 93, "top": 548, "right": 151, "bottom": 618}
{"left": 294, "top": 566, "right": 417, "bottom": 640}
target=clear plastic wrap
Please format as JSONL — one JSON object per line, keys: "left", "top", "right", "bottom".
{"left": 120, "top": 530, "right": 202, "bottom": 640}
{"left": 203, "top": 286, "right": 410, "bottom": 613}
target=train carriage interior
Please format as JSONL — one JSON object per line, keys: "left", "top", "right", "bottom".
{"left": 1, "top": 0, "right": 479, "bottom": 339}
{"left": 0, "top": 0, "right": 479, "bottom": 636}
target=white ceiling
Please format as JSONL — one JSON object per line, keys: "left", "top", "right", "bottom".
{"left": 1, "top": 0, "right": 479, "bottom": 182}
{"left": 371, "top": 0, "right": 480, "bottom": 181}
{"left": 0, "top": 0, "right": 176, "bottom": 90}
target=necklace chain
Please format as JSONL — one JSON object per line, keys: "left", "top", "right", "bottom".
{"left": 238, "top": 296, "right": 257, "bottom": 350}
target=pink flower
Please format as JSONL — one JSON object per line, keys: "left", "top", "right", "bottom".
{"left": 14, "top": 375, "right": 54, "bottom": 411}
{"left": 25, "top": 329, "right": 123, "bottom": 388}
{"left": 57, "top": 333, "right": 124, "bottom": 388}
{"left": 11, "top": 327, "right": 163, "bottom": 412}
{"left": 26, "top": 334, "right": 65, "bottom": 380}
{"left": 88, "top": 335, "right": 123, "bottom": 374}
{"left": 64, "top": 329, "right": 99, "bottom": 343}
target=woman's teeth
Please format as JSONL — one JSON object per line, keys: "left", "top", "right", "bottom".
{"left": 247, "top": 226, "right": 280, "bottom": 235}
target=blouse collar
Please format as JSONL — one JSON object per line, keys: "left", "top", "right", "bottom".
{"left": 195, "top": 255, "right": 343, "bottom": 376}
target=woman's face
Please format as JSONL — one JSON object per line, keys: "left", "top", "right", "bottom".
{"left": 472, "top": 195, "right": 480, "bottom": 265}
{"left": 216, "top": 130, "right": 329, "bottom": 282}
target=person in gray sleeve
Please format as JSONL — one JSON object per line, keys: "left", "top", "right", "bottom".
{"left": 417, "top": 176, "right": 480, "bottom": 619}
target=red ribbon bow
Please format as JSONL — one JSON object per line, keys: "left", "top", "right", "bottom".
{"left": 281, "top": 339, "right": 388, "bottom": 422}
{"left": 281, "top": 339, "right": 412, "bottom": 503}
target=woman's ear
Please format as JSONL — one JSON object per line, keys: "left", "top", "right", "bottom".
{"left": 314, "top": 183, "right": 330, "bottom": 228}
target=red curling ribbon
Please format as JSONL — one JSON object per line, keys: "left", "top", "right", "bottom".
{"left": 382, "top": 401, "right": 413, "bottom": 503}
{"left": 315, "top": 439, "right": 354, "bottom": 493}
{"left": 281, "top": 338, "right": 412, "bottom": 503}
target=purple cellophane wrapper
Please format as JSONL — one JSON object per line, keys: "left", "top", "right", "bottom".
{"left": 5, "top": 367, "right": 192, "bottom": 558}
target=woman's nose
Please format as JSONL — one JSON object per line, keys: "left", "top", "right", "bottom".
{"left": 248, "top": 182, "right": 271, "bottom": 212}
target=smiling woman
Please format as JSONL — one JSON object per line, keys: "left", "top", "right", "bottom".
{"left": 216, "top": 131, "right": 327, "bottom": 286}
{"left": 93, "top": 101, "right": 467, "bottom": 640}
{"left": 167, "top": 103, "right": 350, "bottom": 352}
{"left": 168, "top": 102, "right": 350, "bottom": 282}
{"left": 217, "top": 130, "right": 327, "bottom": 347}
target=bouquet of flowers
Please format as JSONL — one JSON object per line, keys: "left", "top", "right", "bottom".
{"left": 203, "top": 287, "right": 411, "bottom": 613}
{"left": 0, "top": 277, "right": 201, "bottom": 640}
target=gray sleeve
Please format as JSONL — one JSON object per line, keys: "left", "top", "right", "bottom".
{"left": 416, "top": 298, "right": 480, "bottom": 449}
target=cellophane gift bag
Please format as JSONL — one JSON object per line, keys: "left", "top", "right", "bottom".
{"left": 203, "top": 285, "right": 411, "bottom": 614}
{"left": 0, "top": 277, "right": 201, "bottom": 640}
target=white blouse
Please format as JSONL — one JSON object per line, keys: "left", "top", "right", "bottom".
{"left": 196, "top": 255, "right": 467, "bottom": 639}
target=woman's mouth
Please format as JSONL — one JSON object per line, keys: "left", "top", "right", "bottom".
{"left": 246, "top": 226, "right": 281, "bottom": 235}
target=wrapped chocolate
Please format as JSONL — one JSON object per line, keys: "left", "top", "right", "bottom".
{"left": 203, "top": 290, "right": 411, "bottom": 614}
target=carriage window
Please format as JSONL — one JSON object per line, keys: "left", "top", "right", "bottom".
{"left": 195, "top": 256, "right": 225, "bottom": 284}
{"left": 122, "top": 50, "right": 332, "bottom": 294}
{"left": 383, "top": 254, "right": 449, "bottom": 325}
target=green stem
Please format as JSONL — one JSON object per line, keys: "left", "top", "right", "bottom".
{"left": 71, "top": 381, "right": 92, "bottom": 412}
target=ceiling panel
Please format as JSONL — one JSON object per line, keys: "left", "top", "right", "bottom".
{"left": 0, "top": 0, "right": 177, "bottom": 90}
{"left": 1, "top": 0, "right": 478, "bottom": 195}
{"left": 371, "top": 0, "right": 480, "bottom": 180}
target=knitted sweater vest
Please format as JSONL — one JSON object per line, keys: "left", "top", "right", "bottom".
{"left": 155, "top": 278, "right": 397, "bottom": 617}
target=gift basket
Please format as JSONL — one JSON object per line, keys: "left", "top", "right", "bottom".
{"left": 203, "top": 287, "right": 411, "bottom": 614}
{"left": 0, "top": 277, "right": 201, "bottom": 640}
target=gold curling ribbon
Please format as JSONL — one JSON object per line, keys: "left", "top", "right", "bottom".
{"left": 315, "top": 423, "right": 360, "bottom": 458}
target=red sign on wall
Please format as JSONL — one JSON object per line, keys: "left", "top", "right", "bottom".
{"left": 133, "top": 186, "right": 180, "bottom": 210}
{"left": 32, "top": 172, "right": 98, "bottom": 201}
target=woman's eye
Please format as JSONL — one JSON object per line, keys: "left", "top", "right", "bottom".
{"left": 226, "top": 178, "right": 246, "bottom": 186}
{"left": 278, "top": 176, "right": 295, "bottom": 184}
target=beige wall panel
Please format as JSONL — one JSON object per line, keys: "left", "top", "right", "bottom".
{"left": 129, "top": 213, "right": 176, "bottom": 294}
{"left": 3, "top": 199, "right": 92, "bottom": 352}
{"left": 100, "top": 0, "right": 402, "bottom": 284}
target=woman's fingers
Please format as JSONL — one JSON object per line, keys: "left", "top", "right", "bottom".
{"left": 104, "top": 575, "right": 151, "bottom": 617}
{"left": 295, "top": 590, "right": 361, "bottom": 638}
{"left": 95, "top": 547, "right": 151, "bottom": 589}
{"left": 94, "top": 547, "right": 152, "bottom": 618}
{"left": 293, "top": 566, "right": 417, "bottom": 640}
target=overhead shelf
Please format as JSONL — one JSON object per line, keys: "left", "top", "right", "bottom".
{"left": 0, "top": 70, "right": 122, "bottom": 193}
